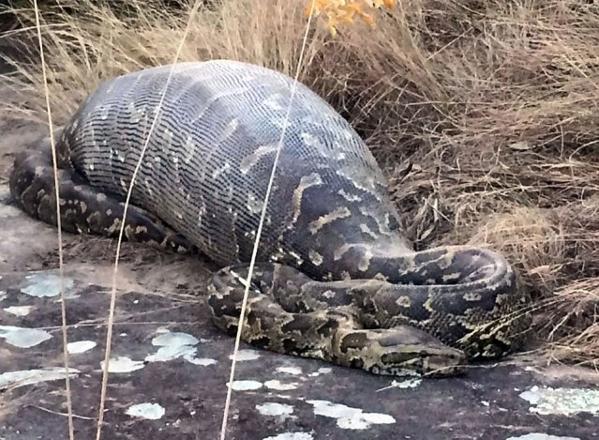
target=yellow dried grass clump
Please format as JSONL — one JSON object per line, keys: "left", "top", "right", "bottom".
{"left": 0, "top": 0, "right": 598, "bottom": 367}
{"left": 468, "top": 207, "right": 566, "bottom": 289}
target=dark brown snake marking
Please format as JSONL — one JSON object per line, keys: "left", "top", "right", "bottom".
{"left": 8, "top": 60, "right": 531, "bottom": 377}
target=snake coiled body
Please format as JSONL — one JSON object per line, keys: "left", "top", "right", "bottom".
{"left": 9, "top": 60, "right": 531, "bottom": 377}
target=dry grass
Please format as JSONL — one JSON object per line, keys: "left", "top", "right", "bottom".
{"left": 1, "top": 0, "right": 598, "bottom": 367}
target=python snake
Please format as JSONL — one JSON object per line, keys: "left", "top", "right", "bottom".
{"left": 8, "top": 60, "right": 531, "bottom": 377}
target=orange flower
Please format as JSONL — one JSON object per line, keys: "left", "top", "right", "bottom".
{"left": 305, "top": 0, "right": 396, "bottom": 35}
{"left": 369, "top": 0, "right": 397, "bottom": 8}
{"left": 342, "top": 1, "right": 375, "bottom": 27}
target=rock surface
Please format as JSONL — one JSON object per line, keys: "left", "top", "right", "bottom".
{"left": 0, "top": 83, "right": 598, "bottom": 440}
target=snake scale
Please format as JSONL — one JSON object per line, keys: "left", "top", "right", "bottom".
{"left": 9, "top": 60, "right": 531, "bottom": 377}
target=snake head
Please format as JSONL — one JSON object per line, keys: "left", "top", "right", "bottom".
{"left": 334, "top": 325, "right": 467, "bottom": 378}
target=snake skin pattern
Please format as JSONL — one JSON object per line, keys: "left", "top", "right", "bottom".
{"left": 9, "top": 60, "right": 531, "bottom": 377}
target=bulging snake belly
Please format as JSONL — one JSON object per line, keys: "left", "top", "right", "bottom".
{"left": 8, "top": 60, "right": 531, "bottom": 377}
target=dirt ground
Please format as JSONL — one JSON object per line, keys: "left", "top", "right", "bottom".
{"left": 0, "top": 68, "right": 598, "bottom": 440}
